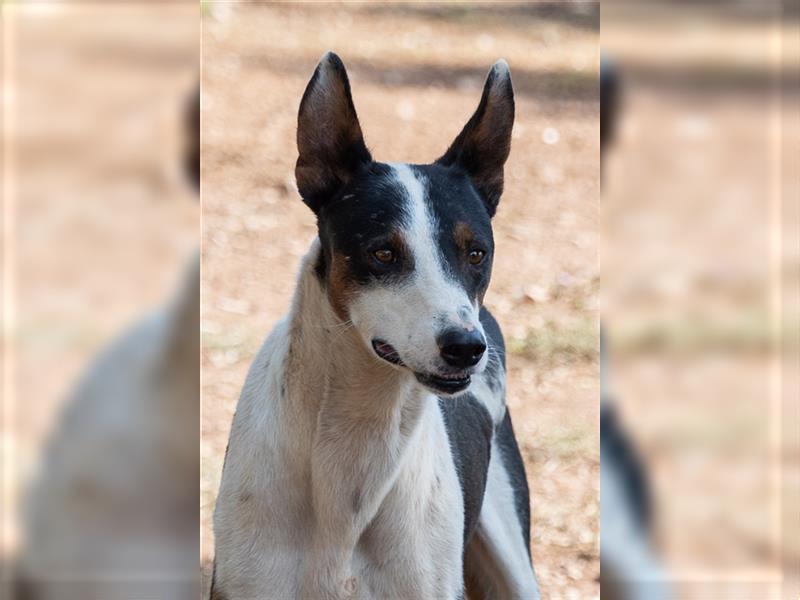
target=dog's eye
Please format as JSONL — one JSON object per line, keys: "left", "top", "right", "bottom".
{"left": 373, "top": 249, "right": 395, "bottom": 264}
{"left": 468, "top": 249, "right": 486, "bottom": 265}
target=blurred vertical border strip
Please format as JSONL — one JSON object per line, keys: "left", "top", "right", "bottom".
{"left": 768, "top": 0, "right": 782, "bottom": 583}
{"left": 602, "top": 0, "right": 798, "bottom": 595}
{"left": 782, "top": 2, "right": 800, "bottom": 598}
{"left": 1, "top": 3, "right": 19, "bottom": 596}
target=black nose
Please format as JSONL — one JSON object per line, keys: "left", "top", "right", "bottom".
{"left": 437, "top": 328, "right": 486, "bottom": 368}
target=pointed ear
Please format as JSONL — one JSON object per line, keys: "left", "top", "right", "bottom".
{"left": 295, "top": 52, "right": 372, "bottom": 214}
{"left": 436, "top": 60, "right": 515, "bottom": 217}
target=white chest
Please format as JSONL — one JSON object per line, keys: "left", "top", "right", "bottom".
{"left": 353, "top": 404, "right": 465, "bottom": 599}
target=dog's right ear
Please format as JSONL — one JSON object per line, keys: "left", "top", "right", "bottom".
{"left": 295, "top": 52, "right": 372, "bottom": 214}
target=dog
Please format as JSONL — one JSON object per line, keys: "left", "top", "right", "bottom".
{"left": 16, "top": 84, "right": 200, "bottom": 600}
{"left": 211, "top": 52, "right": 540, "bottom": 600}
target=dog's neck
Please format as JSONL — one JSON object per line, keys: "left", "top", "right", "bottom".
{"left": 284, "top": 239, "right": 430, "bottom": 426}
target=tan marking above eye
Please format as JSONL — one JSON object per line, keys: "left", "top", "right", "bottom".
{"left": 454, "top": 221, "right": 474, "bottom": 248}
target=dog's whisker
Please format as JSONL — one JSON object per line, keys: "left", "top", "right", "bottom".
{"left": 329, "top": 320, "right": 357, "bottom": 344}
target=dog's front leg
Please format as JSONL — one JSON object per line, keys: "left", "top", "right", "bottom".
{"left": 301, "top": 398, "right": 423, "bottom": 600}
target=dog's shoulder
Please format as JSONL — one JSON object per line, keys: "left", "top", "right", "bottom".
{"left": 459, "top": 306, "right": 506, "bottom": 426}
{"left": 216, "top": 318, "right": 293, "bottom": 500}
{"left": 235, "top": 316, "right": 295, "bottom": 415}
{"left": 438, "top": 393, "right": 493, "bottom": 548}
{"left": 494, "top": 407, "right": 532, "bottom": 553}
{"left": 437, "top": 306, "right": 513, "bottom": 547}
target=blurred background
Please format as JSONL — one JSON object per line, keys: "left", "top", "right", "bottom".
{"left": 201, "top": 3, "right": 600, "bottom": 599}
{"left": 3, "top": 2, "right": 797, "bottom": 599}
{"left": 602, "top": 1, "right": 798, "bottom": 598}
{"left": 1, "top": 2, "right": 199, "bottom": 598}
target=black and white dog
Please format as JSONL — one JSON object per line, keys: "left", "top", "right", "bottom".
{"left": 211, "top": 52, "right": 540, "bottom": 600}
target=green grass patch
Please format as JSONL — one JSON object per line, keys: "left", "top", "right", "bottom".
{"left": 610, "top": 309, "right": 797, "bottom": 356}
{"left": 508, "top": 317, "right": 599, "bottom": 364}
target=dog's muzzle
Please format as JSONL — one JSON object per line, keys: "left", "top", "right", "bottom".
{"left": 414, "top": 371, "right": 471, "bottom": 395}
{"left": 371, "top": 338, "right": 474, "bottom": 395}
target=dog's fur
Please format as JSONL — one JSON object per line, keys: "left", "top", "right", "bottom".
{"left": 211, "top": 53, "right": 540, "bottom": 600}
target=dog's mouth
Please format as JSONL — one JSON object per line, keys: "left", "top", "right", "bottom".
{"left": 371, "top": 339, "right": 472, "bottom": 395}
{"left": 414, "top": 371, "right": 472, "bottom": 395}
{"left": 372, "top": 339, "right": 404, "bottom": 366}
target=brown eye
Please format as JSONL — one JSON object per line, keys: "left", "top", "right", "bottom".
{"left": 373, "top": 249, "right": 395, "bottom": 264}
{"left": 468, "top": 249, "right": 486, "bottom": 265}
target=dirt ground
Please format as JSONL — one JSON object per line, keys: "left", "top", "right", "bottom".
{"left": 201, "top": 3, "right": 600, "bottom": 599}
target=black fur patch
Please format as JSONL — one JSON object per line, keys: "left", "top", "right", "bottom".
{"left": 312, "top": 162, "right": 498, "bottom": 313}
{"left": 440, "top": 307, "right": 510, "bottom": 548}
{"left": 184, "top": 85, "right": 200, "bottom": 192}
{"left": 208, "top": 560, "right": 228, "bottom": 600}
{"left": 439, "top": 394, "right": 493, "bottom": 548}
{"left": 495, "top": 408, "right": 532, "bottom": 557}
{"left": 601, "top": 402, "right": 652, "bottom": 530}
{"left": 601, "top": 58, "right": 619, "bottom": 151}
{"left": 316, "top": 162, "right": 412, "bottom": 288}
{"left": 413, "top": 164, "right": 495, "bottom": 303}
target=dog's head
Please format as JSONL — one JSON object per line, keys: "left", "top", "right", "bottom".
{"left": 296, "top": 52, "right": 514, "bottom": 397}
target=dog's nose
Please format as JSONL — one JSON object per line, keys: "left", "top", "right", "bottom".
{"left": 437, "top": 328, "right": 486, "bottom": 368}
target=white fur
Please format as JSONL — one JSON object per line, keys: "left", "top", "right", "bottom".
{"left": 464, "top": 438, "right": 542, "bottom": 599}
{"left": 213, "top": 241, "right": 464, "bottom": 599}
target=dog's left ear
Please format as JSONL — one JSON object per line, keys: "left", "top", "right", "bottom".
{"left": 436, "top": 60, "right": 514, "bottom": 217}
{"left": 295, "top": 52, "right": 372, "bottom": 214}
